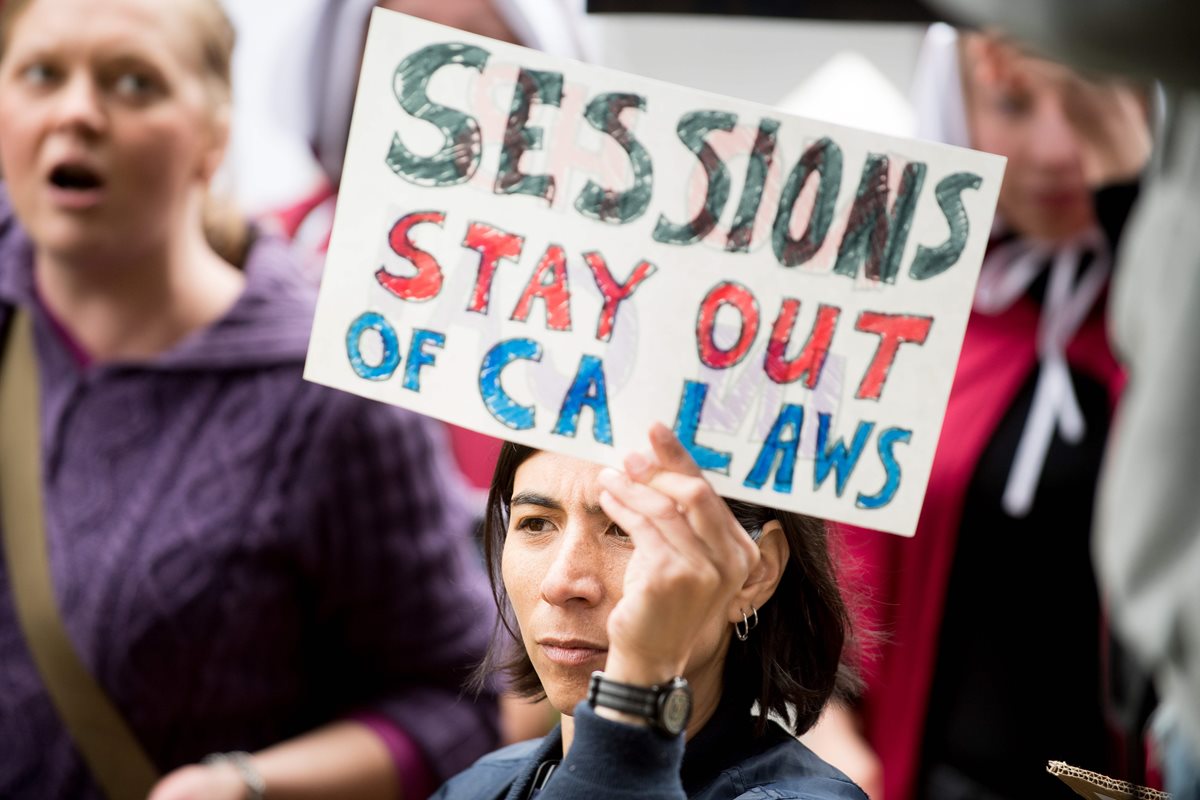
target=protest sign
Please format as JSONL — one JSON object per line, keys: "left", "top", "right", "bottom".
{"left": 304, "top": 9, "right": 1006, "bottom": 536}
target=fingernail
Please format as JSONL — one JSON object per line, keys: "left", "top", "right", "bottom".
{"left": 625, "top": 451, "right": 649, "bottom": 476}
{"left": 598, "top": 467, "right": 621, "bottom": 485}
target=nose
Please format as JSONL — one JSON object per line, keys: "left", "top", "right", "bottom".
{"left": 51, "top": 72, "right": 107, "bottom": 138}
{"left": 539, "top": 527, "right": 604, "bottom": 608}
{"left": 1026, "top": 96, "right": 1081, "bottom": 172}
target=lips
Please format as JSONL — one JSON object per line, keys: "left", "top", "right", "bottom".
{"left": 45, "top": 160, "right": 107, "bottom": 210}
{"left": 538, "top": 637, "right": 608, "bottom": 667}
{"left": 1031, "top": 187, "right": 1086, "bottom": 209}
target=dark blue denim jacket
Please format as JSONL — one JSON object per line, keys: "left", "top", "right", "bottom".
{"left": 433, "top": 699, "right": 866, "bottom": 800}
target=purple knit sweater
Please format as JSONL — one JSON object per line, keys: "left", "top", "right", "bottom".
{"left": 0, "top": 190, "right": 499, "bottom": 798}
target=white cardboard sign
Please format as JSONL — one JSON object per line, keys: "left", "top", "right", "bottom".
{"left": 305, "top": 9, "right": 1006, "bottom": 536}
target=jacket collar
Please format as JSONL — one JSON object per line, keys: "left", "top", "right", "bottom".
{"left": 502, "top": 726, "right": 564, "bottom": 800}
{"left": 680, "top": 689, "right": 766, "bottom": 795}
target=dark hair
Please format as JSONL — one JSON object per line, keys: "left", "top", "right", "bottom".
{"left": 472, "top": 442, "right": 860, "bottom": 736}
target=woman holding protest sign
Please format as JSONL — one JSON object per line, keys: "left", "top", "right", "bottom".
{"left": 805, "top": 24, "right": 1151, "bottom": 800}
{"left": 0, "top": 0, "right": 497, "bottom": 798}
{"left": 431, "top": 423, "right": 866, "bottom": 800}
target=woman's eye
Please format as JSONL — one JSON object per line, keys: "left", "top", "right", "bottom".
{"left": 517, "top": 517, "right": 551, "bottom": 534}
{"left": 607, "top": 524, "right": 631, "bottom": 542}
{"left": 20, "top": 62, "right": 58, "bottom": 86}
{"left": 113, "top": 71, "right": 159, "bottom": 98}
{"left": 995, "top": 91, "right": 1032, "bottom": 116}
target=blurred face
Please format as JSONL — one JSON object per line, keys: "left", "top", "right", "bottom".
{"left": 501, "top": 452, "right": 729, "bottom": 715}
{"left": 0, "top": 0, "right": 227, "bottom": 266}
{"left": 962, "top": 36, "right": 1119, "bottom": 242}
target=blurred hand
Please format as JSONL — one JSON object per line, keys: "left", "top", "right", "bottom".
{"left": 1064, "top": 76, "right": 1153, "bottom": 187}
{"left": 967, "top": 32, "right": 1152, "bottom": 189}
{"left": 596, "top": 422, "right": 760, "bottom": 686}
{"left": 146, "top": 763, "right": 246, "bottom": 800}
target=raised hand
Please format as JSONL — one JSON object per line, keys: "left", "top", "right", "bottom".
{"left": 596, "top": 422, "right": 760, "bottom": 688}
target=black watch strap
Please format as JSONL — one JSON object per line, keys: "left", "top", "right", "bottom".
{"left": 587, "top": 671, "right": 692, "bottom": 736}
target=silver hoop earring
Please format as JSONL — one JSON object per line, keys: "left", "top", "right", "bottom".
{"left": 734, "top": 606, "right": 757, "bottom": 642}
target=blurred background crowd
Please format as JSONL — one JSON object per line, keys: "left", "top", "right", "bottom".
{"left": 0, "top": 0, "right": 1196, "bottom": 798}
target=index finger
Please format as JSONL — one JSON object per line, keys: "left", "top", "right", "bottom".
{"left": 624, "top": 425, "right": 746, "bottom": 540}
{"left": 627, "top": 422, "right": 702, "bottom": 480}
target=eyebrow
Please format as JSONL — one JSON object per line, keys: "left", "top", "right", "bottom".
{"left": 511, "top": 491, "right": 562, "bottom": 511}
{"left": 510, "top": 491, "right": 605, "bottom": 517}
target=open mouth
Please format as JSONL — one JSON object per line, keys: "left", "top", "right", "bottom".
{"left": 49, "top": 163, "right": 105, "bottom": 191}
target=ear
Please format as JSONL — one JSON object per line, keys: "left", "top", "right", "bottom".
{"left": 727, "top": 520, "right": 789, "bottom": 624}
{"left": 198, "top": 103, "right": 232, "bottom": 184}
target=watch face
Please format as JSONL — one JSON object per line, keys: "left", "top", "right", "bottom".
{"left": 660, "top": 686, "right": 692, "bottom": 735}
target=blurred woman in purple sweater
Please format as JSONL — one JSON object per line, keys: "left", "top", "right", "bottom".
{"left": 0, "top": 0, "right": 498, "bottom": 797}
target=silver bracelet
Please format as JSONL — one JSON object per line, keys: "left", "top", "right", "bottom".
{"left": 202, "top": 751, "right": 266, "bottom": 800}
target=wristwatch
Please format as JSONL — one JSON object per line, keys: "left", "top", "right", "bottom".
{"left": 587, "top": 671, "right": 692, "bottom": 737}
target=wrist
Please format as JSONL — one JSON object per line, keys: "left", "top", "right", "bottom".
{"left": 592, "top": 704, "right": 651, "bottom": 728}
{"left": 202, "top": 751, "right": 265, "bottom": 800}
{"left": 601, "top": 651, "right": 682, "bottom": 689}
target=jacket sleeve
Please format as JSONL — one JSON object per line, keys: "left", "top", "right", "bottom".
{"left": 535, "top": 705, "right": 866, "bottom": 800}
{"left": 1095, "top": 95, "right": 1200, "bottom": 756}
{"left": 537, "top": 703, "right": 686, "bottom": 800}
{"left": 295, "top": 391, "right": 501, "bottom": 784}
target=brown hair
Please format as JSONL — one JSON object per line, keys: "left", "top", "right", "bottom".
{"left": 1, "top": 0, "right": 234, "bottom": 95}
{"left": 472, "top": 442, "right": 861, "bottom": 736}
{"left": 0, "top": 0, "right": 250, "bottom": 265}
